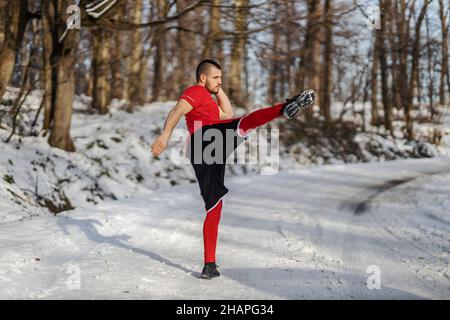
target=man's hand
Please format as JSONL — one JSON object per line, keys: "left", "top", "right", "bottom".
{"left": 216, "top": 87, "right": 234, "bottom": 120}
{"left": 151, "top": 133, "right": 170, "bottom": 158}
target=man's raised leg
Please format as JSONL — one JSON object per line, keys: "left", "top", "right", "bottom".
{"left": 236, "top": 103, "right": 284, "bottom": 137}
{"left": 237, "top": 89, "right": 315, "bottom": 137}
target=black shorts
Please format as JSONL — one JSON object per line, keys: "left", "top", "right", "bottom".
{"left": 186, "top": 117, "right": 248, "bottom": 213}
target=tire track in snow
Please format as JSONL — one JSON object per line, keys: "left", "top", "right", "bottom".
{"left": 339, "top": 168, "right": 450, "bottom": 299}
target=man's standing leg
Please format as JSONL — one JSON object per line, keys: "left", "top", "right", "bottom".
{"left": 201, "top": 199, "right": 223, "bottom": 279}
{"left": 203, "top": 199, "right": 223, "bottom": 263}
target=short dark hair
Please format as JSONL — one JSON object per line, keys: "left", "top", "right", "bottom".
{"left": 196, "top": 59, "right": 221, "bottom": 82}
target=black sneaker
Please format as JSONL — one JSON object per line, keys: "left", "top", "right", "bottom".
{"left": 201, "top": 263, "right": 220, "bottom": 280}
{"left": 282, "top": 89, "right": 315, "bottom": 119}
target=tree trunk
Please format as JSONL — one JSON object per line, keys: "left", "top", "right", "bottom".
{"left": 42, "top": 0, "right": 53, "bottom": 130}
{"left": 370, "top": 31, "right": 379, "bottom": 126}
{"left": 0, "top": 0, "right": 6, "bottom": 48}
{"left": 138, "top": 49, "right": 148, "bottom": 102}
{"left": 92, "top": 28, "right": 112, "bottom": 114}
{"left": 202, "top": 0, "right": 222, "bottom": 62}
{"left": 387, "top": 1, "right": 401, "bottom": 110}
{"left": 19, "top": 28, "right": 31, "bottom": 90}
{"left": 405, "top": 1, "right": 430, "bottom": 140}
{"left": 151, "top": 0, "right": 169, "bottom": 102}
{"left": 48, "top": 0, "right": 77, "bottom": 152}
{"left": 320, "top": 0, "right": 333, "bottom": 123}
{"left": 378, "top": 0, "right": 393, "bottom": 135}
{"left": 393, "top": 0, "right": 409, "bottom": 121}
{"left": 296, "top": 0, "right": 321, "bottom": 120}
{"left": 425, "top": 14, "right": 435, "bottom": 118}
{"left": 438, "top": 0, "right": 449, "bottom": 105}
{"left": 111, "top": 17, "right": 124, "bottom": 100}
{"left": 268, "top": 2, "right": 281, "bottom": 105}
{"left": 229, "top": 0, "right": 249, "bottom": 109}
{"left": 126, "top": 0, "right": 144, "bottom": 110}
{"left": 0, "top": 0, "right": 28, "bottom": 100}
{"left": 29, "top": 3, "right": 41, "bottom": 90}
{"left": 284, "top": 0, "right": 296, "bottom": 97}
{"left": 173, "top": 0, "right": 194, "bottom": 94}
{"left": 151, "top": 34, "right": 165, "bottom": 102}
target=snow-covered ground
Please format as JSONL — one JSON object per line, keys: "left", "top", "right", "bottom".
{"left": 0, "top": 157, "right": 449, "bottom": 299}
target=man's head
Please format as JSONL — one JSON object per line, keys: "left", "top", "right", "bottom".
{"left": 196, "top": 59, "right": 222, "bottom": 94}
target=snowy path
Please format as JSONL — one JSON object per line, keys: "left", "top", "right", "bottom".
{"left": 0, "top": 157, "right": 449, "bottom": 299}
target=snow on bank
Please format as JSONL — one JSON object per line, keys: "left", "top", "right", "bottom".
{"left": 0, "top": 157, "right": 448, "bottom": 299}
{"left": 0, "top": 93, "right": 196, "bottom": 223}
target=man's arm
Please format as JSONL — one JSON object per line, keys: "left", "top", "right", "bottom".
{"left": 216, "top": 88, "right": 234, "bottom": 120}
{"left": 151, "top": 99, "right": 193, "bottom": 157}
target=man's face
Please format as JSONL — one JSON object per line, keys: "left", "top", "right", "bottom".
{"left": 201, "top": 67, "right": 222, "bottom": 94}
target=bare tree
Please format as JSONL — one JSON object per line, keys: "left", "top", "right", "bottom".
{"left": 151, "top": 0, "right": 169, "bottom": 102}
{"left": 425, "top": 13, "right": 435, "bottom": 116}
{"left": 320, "top": 0, "right": 333, "bottom": 123}
{"left": 370, "top": 32, "right": 380, "bottom": 127}
{"left": 378, "top": 0, "right": 393, "bottom": 135}
{"left": 0, "top": 0, "right": 28, "bottom": 100}
{"left": 0, "top": 0, "right": 5, "bottom": 47}
{"left": 111, "top": 22, "right": 125, "bottom": 100}
{"left": 386, "top": 1, "right": 401, "bottom": 110}
{"left": 404, "top": 0, "right": 431, "bottom": 139}
{"left": 296, "top": 0, "right": 322, "bottom": 120}
{"left": 126, "top": 0, "right": 144, "bottom": 110}
{"left": 202, "top": 0, "right": 223, "bottom": 62}
{"left": 173, "top": 0, "right": 197, "bottom": 94}
{"left": 47, "top": 0, "right": 78, "bottom": 151}
{"left": 229, "top": 0, "right": 249, "bottom": 109}
{"left": 267, "top": 2, "right": 282, "bottom": 105}
{"left": 92, "top": 28, "right": 111, "bottom": 114}
{"left": 41, "top": 0, "right": 53, "bottom": 130}
{"left": 438, "top": 0, "right": 449, "bottom": 105}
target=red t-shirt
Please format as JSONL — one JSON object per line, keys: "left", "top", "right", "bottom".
{"left": 180, "top": 85, "right": 220, "bottom": 135}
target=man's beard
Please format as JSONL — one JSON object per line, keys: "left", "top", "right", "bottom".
{"left": 206, "top": 81, "right": 220, "bottom": 94}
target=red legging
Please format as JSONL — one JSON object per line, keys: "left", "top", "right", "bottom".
{"left": 237, "top": 103, "right": 284, "bottom": 137}
{"left": 202, "top": 103, "right": 284, "bottom": 264}
{"left": 203, "top": 199, "right": 223, "bottom": 263}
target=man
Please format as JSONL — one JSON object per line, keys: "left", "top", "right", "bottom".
{"left": 151, "top": 59, "right": 314, "bottom": 280}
